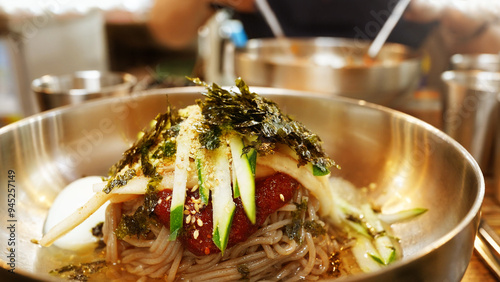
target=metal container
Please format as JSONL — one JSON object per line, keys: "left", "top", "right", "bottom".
{"left": 451, "top": 54, "right": 500, "bottom": 72}
{"left": 31, "top": 70, "right": 137, "bottom": 112}
{"left": 233, "top": 38, "right": 422, "bottom": 105}
{"left": 441, "top": 70, "right": 500, "bottom": 174}
{"left": 0, "top": 87, "right": 483, "bottom": 281}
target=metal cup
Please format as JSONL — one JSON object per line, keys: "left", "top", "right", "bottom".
{"left": 31, "top": 70, "right": 137, "bottom": 112}
{"left": 450, "top": 53, "right": 500, "bottom": 72}
{"left": 441, "top": 70, "right": 500, "bottom": 174}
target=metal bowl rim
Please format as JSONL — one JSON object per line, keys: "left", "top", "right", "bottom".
{"left": 30, "top": 71, "right": 138, "bottom": 96}
{"left": 236, "top": 37, "right": 423, "bottom": 65}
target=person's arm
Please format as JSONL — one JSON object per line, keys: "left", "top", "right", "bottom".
{"left": 439, "top": 7, "right": 500, "bottom": 54}
{"left": 148, "top": 0, "right": 215, "bottom": 49}
{"left": 405, "top": 0, "right": 500, "bottom": 53}
{"left": 148, "top": 0, "right": 256, "bottom": 49}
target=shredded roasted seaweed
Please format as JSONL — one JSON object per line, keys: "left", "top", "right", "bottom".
{"left": 115, "top": 206, "right": 152, "bottom": 240}
{"left": 103, "top": 168, "right": 136, "bottom": 194}
{"left": 283, "top": 199, "right": 326, "bottom": 243}
{"left": 49, "top": 260, "right": 106, "bottom": 281}
{"left": 107, "top": 103, "right": 181, "bottom": 180}
{"left": 237, "top": 264, "right": 251, "bottom": 280}
{"left": 304, "top": 220, "right": 326, "bottom": 237}
{"left": 144, "top": 175, "right": 162, "bottom": 214}
{"left": 104, "top": 78, "right": 334, "bottom": 194}
{"left": 329, "top": 252, "right": 342, "bottom": 277}
{"left": 104, "top": 78, "right": 336, "bottom": 239}
{"left": 152, "top": 139, "right": 177, "bottom": 159}
{"left": 284, "top": 200, "right": 308, "bottom": 243}
{"left": 91, "top": 222, "right": 104, "bottom": 238}
{"left": 115, "top": 177, "right": 161, "bottom": 239}
{"left": 191, "top": 77, "right": 335, "bottom": 174}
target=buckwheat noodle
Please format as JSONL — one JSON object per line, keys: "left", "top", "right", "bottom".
{"left": 103, "top": 186, "right": 352, "bottom": 281}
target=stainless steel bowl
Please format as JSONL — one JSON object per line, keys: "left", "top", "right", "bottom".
{"left": 0, "top": 87, "right": 483, "bottom": 281}
{"left": 233, "top": 38, "right": 422, "bottom": 105}
{"left": 31, "top": 70, "right": 137, "bottom": 112}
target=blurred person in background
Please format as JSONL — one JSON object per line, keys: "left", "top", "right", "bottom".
{"left": 405, "top": 0, "right": 500, "bottom": 54}
{"left": 148, "top": 0, "right": 500, "bottom": 54}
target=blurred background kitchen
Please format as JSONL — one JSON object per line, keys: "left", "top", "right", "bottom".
{"left": 0, "top": 0, "right": 499, "bottom": 127}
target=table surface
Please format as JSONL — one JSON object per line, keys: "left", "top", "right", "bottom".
{"left": 462, "top": 177, "right": 499, "bottom": 282}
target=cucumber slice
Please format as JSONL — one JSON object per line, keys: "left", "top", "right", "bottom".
{"left": 312, "top": 164, "right": 330, "bottom": 176}
{"left": 361, "top": 204, "right": 396, "bottom": 265}
{"left": 232, "top": 161, "right": 240, "bottom": 198}
{"left": 211, "top": 144, "right": 236, "bottom": 253}
{"left": 196, "top": 150, "right": 210, "bottom": 204}
{"left": 169, "top": 127, "right": 193, "bottom": 240}
{"left": 377, "top": 208, "right": 428, "bottom": 224}
{"left": 229, "top": 135, "right": 256, "bottom": 224}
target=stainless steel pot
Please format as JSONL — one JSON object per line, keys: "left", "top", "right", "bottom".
{"left": 0, "top": 87, "right": 483, "bottom": 281}
{"left": 233, "top": 38, "right": 422, "bottom": 105}
{"left": 31, "top": 70, "right": 137, "bottom": 112}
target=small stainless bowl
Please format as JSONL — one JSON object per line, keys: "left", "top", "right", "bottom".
{"left": 31, "top": 70, "right": 137, "bottom": 112}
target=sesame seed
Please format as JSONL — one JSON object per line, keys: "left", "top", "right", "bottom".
{"left": 186, "top": 214, "right": 192, "bottom": 224}
{"left": 183, "top": 210, "right": 190, "bottom": 215}
{"left": 194, "top": 203, "right": 200, "bottom": 213}
{"left": 280, "top": 194, "right": 285, "bottom": 201}
{"left": 191, "top": 185, "right": 199, "bottom": 192}
{"left": 197, "top": 218, "right": 203, "bottom": 227}
{"left": 193, "top": 230, "right": 199, "bottom": 239}
{"left": 191, "top": 216, "right": 196, "bottom": 224}
{"left": 191, "top": 210, "right": 196, "bottom": 215}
